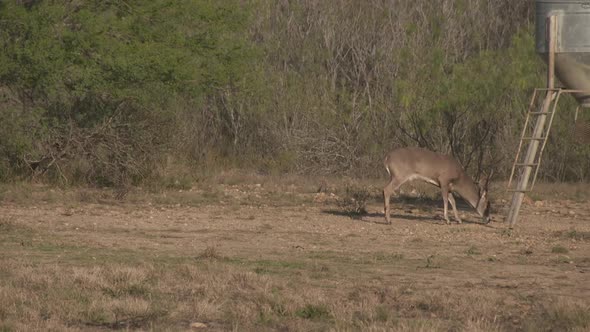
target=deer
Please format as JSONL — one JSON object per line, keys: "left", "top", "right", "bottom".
{"left": 383, "top": 147, "right": 491, "bottom": 225}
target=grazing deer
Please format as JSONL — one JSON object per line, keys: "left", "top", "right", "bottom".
{"left": 383, "top": 147, "right": 491, "bottom": 224}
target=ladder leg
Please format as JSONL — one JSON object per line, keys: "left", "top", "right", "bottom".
{"left": 507, "top": 90, "right": 556, "bottom": 227}
{"left": 508, "top": 90, "right": 539, "bottom": 188}
{"left": 530, "top": 90, "right": 562, "bottom": 190}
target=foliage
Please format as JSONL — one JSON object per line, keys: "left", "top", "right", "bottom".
{"left": 0, "top": 106, "right": 46, "bottom": 180}
{"left": 0, "top": 0, "right": 257, "bottom": 185}
{"left": 0, "top": 0, "right": 588, "bottom": 185}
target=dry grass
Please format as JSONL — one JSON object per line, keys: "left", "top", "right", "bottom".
{"left": 1, "top": 176, "right": 590, "bottom": 331}
{"left": 4, "top": 258, "right": 585, "bottom": 331}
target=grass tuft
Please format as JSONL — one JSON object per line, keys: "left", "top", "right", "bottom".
{"left": 295, "top": 304, "right": 331, "bottom": 320}
{"left": 374, "top": 305, "right": 389, "bottom": 322}
{"left": 196, "top": 246, "right": 222, "bottom": 260}
{"left": 466, "top": 245, "right": 481, "bottom": 255}
{"left": 337, "top": 185, "right": 370, "bottom": 216}
{"left": 551, "top": 245, "right": 569, "bottom": 254}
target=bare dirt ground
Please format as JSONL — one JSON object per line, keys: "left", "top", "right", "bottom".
{"left": 1, "top": 178, "right": 589, "bottom": 331}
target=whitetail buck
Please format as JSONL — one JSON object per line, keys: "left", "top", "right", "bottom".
{"left": 383, "top": 147, "right": 491, "bottom": 224}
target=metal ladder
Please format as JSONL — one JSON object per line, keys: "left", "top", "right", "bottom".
{"left": 507, "top": 88, "right": 560, "bottom": 193}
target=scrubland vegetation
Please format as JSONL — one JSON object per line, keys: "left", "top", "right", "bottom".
{"left": 1, "top": 0, "right": 588, "bottom": 188}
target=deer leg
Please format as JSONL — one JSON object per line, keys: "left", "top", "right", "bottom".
{"left": 441, "top": 185, "right": 451, "bottom": 224}
{"left": 383, "top": 178, "right": 401, "bottom": 224}
{"left": 448, "top": 193, "right": 462, "bottom": 224}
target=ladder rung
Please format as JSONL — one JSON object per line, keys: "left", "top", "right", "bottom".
{"left": 521, "top": 136, "right": 546, "bottom": 140}
{"left": 529, "top": 111, "right": 552, "bottom": 115}
{"left": 507, "top": 189, "right": 531, "bottom": 193}
{"left": 515, "top": 163, "right": 539, "bottom": 166}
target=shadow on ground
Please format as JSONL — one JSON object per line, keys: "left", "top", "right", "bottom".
{"left": 323, "top": 194, "right": 492, "bottom": 226}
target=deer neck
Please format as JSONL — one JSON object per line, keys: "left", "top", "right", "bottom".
{"left": 454, "top": 175, "right": 480, "bottom": 209}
